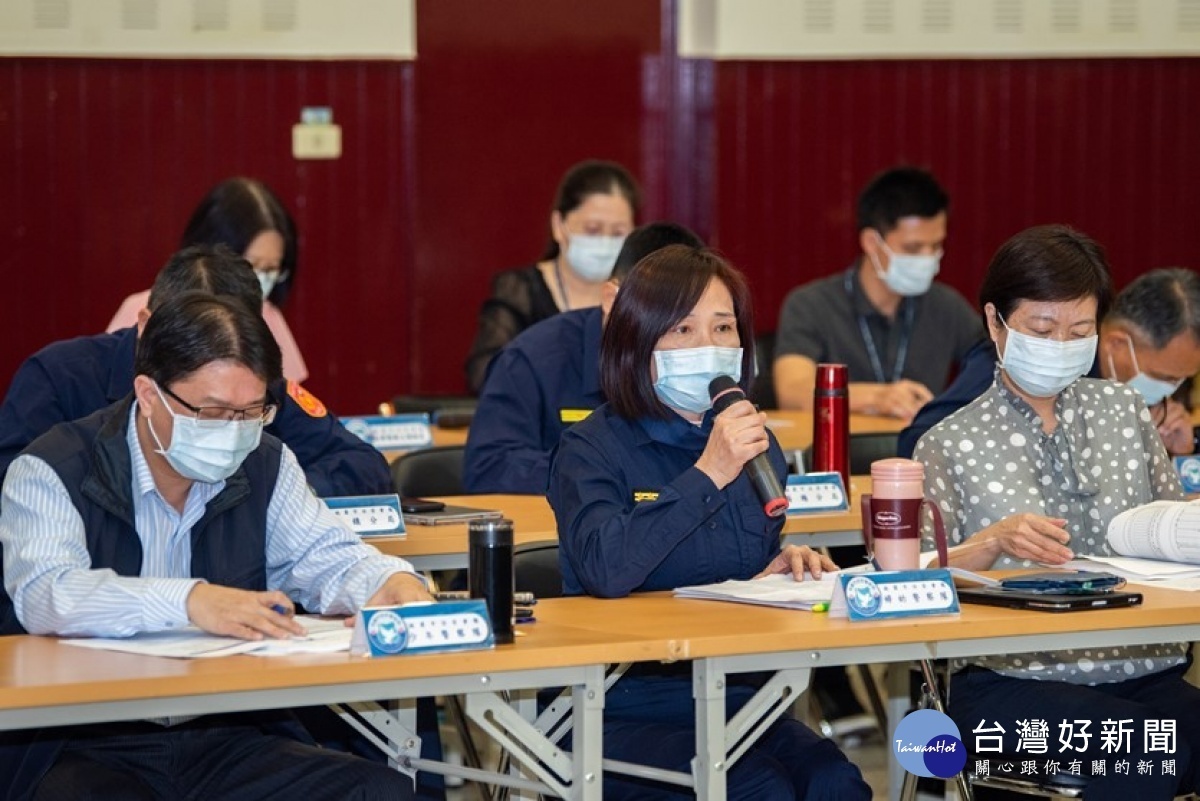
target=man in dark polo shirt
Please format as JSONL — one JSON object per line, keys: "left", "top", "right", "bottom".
{"left": 773, "top": 167, "right": 982, "bottom": 422}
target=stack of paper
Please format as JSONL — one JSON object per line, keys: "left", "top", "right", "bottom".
{"left": 61, "top": 616, "right": 352, "bottom": 659}
{"left": 1065, "top": 555, "right": 1200, "bottom": 592}
{"left": 674, "top": 573, "right": 838, "bottom": 610}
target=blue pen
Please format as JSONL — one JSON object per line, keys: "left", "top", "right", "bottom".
{"left": 271, "top": 604, "right": 290, "bottom": 616}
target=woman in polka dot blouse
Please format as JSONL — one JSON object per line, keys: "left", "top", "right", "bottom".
{"left": 914, "top": 225, "right": 1197, "bottom": 799}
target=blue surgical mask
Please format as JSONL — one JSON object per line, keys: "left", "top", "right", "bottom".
{"left": 566, "top": 234, "right": 625, "bottom": 282}
{"left": 997, "top": 314, "right": 1096, "bottom": 398}
{"left": 871, "top": 234, "right": 941, "bottom": 297}
{"left": 653, "top": 346, "right": 743, "bottom": 414}
{"left": 1109, "top": 336, "right": 1183, "bottom": 407}
{"left": 147, "top": 383, "right": 263, "bottom": 483}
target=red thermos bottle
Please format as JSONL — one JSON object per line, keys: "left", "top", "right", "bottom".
{"left": 812, "top": 363, "right": 850, "bottom": 489}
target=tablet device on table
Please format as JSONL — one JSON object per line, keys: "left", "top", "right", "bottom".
{"left": 402, "top": 504, "right": 503, "bottom": 526}
{"left": 956, "top": 586, "right": 1143, "bottom": 613}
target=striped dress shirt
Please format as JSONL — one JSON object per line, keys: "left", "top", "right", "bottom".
{"left": 0, "top": 406, "right": 417, "bottom": 637}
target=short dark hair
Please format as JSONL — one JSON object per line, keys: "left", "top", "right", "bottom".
{"left": 147, "top": 244, "right": 263, "bottom": 315}
{"left": 135, "top": 292, "right": 283, "bottom": 389}
{"left": 541, "top": 160, "right": 641, "bottom": 260}
{"left": 979, "top": 224, "right": 1113, "bottom": 324}
{"left": 611, "top": 221, "right": 704, "bottom": 280}
{"left": 601, "top": 245, "right": 755, "bottom": 420}
{"left": 856, "top": 166, "right": 949, "bottom": 235}
{"left": 1108, "top": 268, "right": 1200, "bottom": 349}
{"left": 181, "top": 177, "right": 298, "bottom": 306}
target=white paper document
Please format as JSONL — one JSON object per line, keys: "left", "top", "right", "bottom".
{"left": 1105, "top": 500, "right": 1200, "bottom": 565}
{"left": 61, "top": 616, "right": 352, "bottom": 659}
{"left": 674, "top": 572, "right": 838, "bottom": 610}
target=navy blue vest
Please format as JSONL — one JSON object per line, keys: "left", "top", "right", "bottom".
{"left": 0, "top": 395, "right": 280, "bottom": 634}
{"left": 0, "top": 396, "right": 285, "bottom": 798}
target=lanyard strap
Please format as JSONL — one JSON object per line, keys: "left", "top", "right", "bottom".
{"left": 844, "top": 268, "right": 914, "bottom": 384}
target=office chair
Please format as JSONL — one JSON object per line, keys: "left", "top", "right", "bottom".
{"left": 513, "top": 541, "right": 563, "bottom": 599}
{"left": 898, "top": 661, "right": 1095, "bottom": 801}
{"left": 385, "top": 395, "right": 478, "bottom": 429}
{"left": 798, "top": 431, "right": 900, "bottom": 474}
{"left": 390, "top": 445, "right": 466, "bottom": 497}
{"left": 749, "top": 331, "right": 778, "bottom": 409}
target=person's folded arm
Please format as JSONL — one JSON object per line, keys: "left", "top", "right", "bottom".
{"left": 267, "top": 381, "right": 392, "bottom": 497}
{"left": 549, "top": 433, "right": 726, "bottom": 599}
{"left": 0, "top": 358, "right": 71, "bottom": 482}
{"left": 0, "top": 456, "right": 198, "bottom": 637}
{"left": 264, "top": 447, "right": 426, "bottom": 615}
{"left": 463, "top": 349, "right": 552, "bottom": 494}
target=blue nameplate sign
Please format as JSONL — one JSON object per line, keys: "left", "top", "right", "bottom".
{"left": 352, "top": 600, "right": 494, "bottom": 657}
{"left": 829, "top": 569, "right": 959, "bottom": 621}
{"left": 1175, "top": 456, "right": 1200, "bottom": 494}
{"left": 785, "top": 472, "right": 849, "bottom": 515}
{"left": 322, "top": 494, "right": 406, "bottom": 537}
{"left": 340, "top": 413, "right": 433, "bottom": 450}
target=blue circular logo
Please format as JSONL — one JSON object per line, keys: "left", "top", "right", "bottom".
{"left": 845, "top": 576, "right": 883, "bottom": 617}
{"left": 1180, "top": 458, "right": 1200, "bottom": 486}
{"left": 366, "top": 610, "right": 408, "bottom": 654}
{"left": 893, "top": 709, "right": 966, "bottom": 778}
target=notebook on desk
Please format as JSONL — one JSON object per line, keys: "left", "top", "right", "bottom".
{"left": 402, "top": 504, "right": 504, "bottom": 526}
{"left": 956, "top": 586, "right": 1143, "bottom": 613}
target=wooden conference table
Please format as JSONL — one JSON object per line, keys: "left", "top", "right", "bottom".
{"left": 4, "top": 585, "right": 1200, "bottom": 800}
{"left": 369, "top": 481, "right": 872, "bottom": 571}
{"left": 408, "top": 409, "right": 907, "bottom": 456}
{"left": 532, "top": 584, "right": 1200, "bottom": 799}
{"left": 0, "top": 613, "right": 672, "bottom": 801}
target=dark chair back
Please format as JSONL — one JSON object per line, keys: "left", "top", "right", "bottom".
{"left": 748, "top": 331, "right": 778, "bottom": 409}
{"left": 514, "top": 541, "right": 562, "bottom": 599}
{"left": 848, "top": 432, "right": 900, "bottom": 475}
{"left": 387, "top": 395, "right": 478, "bottom": 429}
{"left": 390, "top": 445, "right": 466, "bottom": 497}
{"left": 799, "top": 432, "right": 900, "bottom": 475}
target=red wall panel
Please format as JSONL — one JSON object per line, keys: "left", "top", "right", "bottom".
{"left": 710, "top": 58, "right": 1200, "bottom": 335}
{"left": 2, "top": 12, "right": 1199, "bottom": 417}
{"left": 0, "top": 57, "right": 415, "bottom": 416}
{"left": 409, "top": 0, "right": 665, "bottom": 393}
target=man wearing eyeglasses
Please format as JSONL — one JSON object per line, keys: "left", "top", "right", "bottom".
{"left": 0, "top": 291, "right": 428, "bottom": 800}
{"left": 0, "top": 245, "right": 391, "bottom": 498}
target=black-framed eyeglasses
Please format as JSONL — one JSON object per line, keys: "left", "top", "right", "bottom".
{"left": 159, "top": 383, "right": 277, "bottom": 427}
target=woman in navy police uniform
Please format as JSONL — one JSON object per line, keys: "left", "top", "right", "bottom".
{"left": 548, "top": 245, "right": 870, "bottom": 800}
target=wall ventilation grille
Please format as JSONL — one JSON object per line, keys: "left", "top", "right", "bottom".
{"left": 682, "top": 0, "right": 1200, "bottom": 58}
{"left": 1, "top": 0, "right": 414, "bottom": 58}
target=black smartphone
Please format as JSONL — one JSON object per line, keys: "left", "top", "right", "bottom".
{"left": 400, "top": 497, "right": 446, "bottom": 514}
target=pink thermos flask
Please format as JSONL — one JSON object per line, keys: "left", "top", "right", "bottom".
{"left": 862, "top": 458, "right": 949, "bottom": 570}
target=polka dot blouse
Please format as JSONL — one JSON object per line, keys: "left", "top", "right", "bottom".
{"left": 914, "top": 370, "right": 1187, "bottom": 684}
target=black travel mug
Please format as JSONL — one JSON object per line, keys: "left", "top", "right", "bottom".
{"left": 468, "top": 518, "right": 515, "bottom": 644}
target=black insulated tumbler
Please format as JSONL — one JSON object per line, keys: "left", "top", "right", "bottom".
{"left": 468, "top": 518, "right": 515, "bottom": 644}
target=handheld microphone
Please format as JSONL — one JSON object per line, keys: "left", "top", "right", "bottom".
{"left": 708, "top": 375, "right": 789, "bottom": 518}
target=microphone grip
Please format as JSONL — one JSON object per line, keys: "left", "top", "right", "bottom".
{"left": 707, "top": 376, "right": 788, "bottom": 518}
{"left": 748, "top": 452, "right": 789, "bottom": 518}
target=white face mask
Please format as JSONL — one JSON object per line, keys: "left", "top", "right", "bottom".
{"left": 870, "top": 233, "right": 941, "bottom": 297}
{"left": 653, "top": 346, "right": 743, "bottom": 414}
{"left": 565, "top": 234, "right": 625, "bottom": 282}
{"left": 148, "top": 383, "right": 264, "bottom": 483}
{"left": 996, "top": 314, "right": 1097, "bottom": 398}
{"left": 1109, "top": 336, "right": 1184, "bottom": 407}
{"left": 255, "top": 270, "right": 279, "bottom": 300}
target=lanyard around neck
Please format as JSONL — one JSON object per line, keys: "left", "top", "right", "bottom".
{"left": 844, "top": 268, "right": 915, "bottom": 384}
